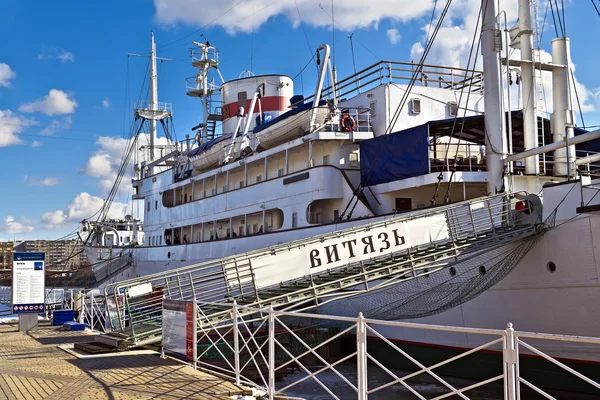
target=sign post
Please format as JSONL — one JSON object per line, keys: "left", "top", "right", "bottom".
{"left": 12, "top": 252, "right": 45, "bottom": 331}
{"left": 162, "top": 299, "right": 197, "bottom": 367}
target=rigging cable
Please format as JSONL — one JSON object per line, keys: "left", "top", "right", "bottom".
{"left": 548, "top": 0, "right": 560, "bottom": 38}
{"left": 426, "top": 0, "right": 439, "bottom": 48}
{"left": 292, "top": 52, "right": 318, "bottom": 82}
{"left": 310, "top": 0, "right": 383, "bottom": 62}
{"left": 571, "top": 69, "right": 587, "bottom": 129}
{"left": 560, "top": 0, "right": 567, "bottom": 35}
{"left": 348, "top": 34, "right": 359, "bottom": 93}
{"left": 331, "top": 0, "right": 335, "bottom": 68}
{"left": 340, "top": 0, "right": 454, "bottom": 220}
{"left": 592, "top": 0, "right": 600, "bottom": 17}
{"left": 295, "top": 0, "right": 314, "bottom": 58}
{"left": 552, "top": 0, "right": 565, "bottom": 37}
{"left": 441, "top": 1, "right": 484, "bottom": 204}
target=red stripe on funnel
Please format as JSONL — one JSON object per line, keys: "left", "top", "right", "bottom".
{"left": 222, "top": 96, "right": 289, "bottom": 120}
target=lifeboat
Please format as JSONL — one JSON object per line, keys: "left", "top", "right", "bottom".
{"left": 255, "top": 101, "right": 329, "bottom": 150}
{"left": 188, "top": 133, "right": 240, "bottom": 170}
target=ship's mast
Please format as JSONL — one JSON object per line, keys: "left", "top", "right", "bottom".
{"left": 131, "top": 33, "right": 173, "bottom": 178}
{"left": 149, "top": 31, "right": 158, "bottom": 163}
{"left": 482, "top": 0, "right": 507, "bottom": 195}
{"left": 552, "top": 37, "right": 575, "bottom": 178}
{"left": 518, "top": 0, "right": 539, "bottom": 176}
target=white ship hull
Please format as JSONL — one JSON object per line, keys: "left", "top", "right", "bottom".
{"left": 87, "top": 181, "right": 600, "bottom": 365}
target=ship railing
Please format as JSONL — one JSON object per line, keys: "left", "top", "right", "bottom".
{"left": 185, "top": 77, "right": 220, "bottom": 94}
{"left": 190, "top": 46, "right": 219, "bottom": 66}
{"left": 301, "top": 60, "right": 483, "bottom": 105}
{"left": 575, "top": 149, "right": 600, "bottom": 175}
{"left": 180, "top": 301, "right": 600, "bottom": 399}
{"left": 429, "top": 142, "right": 487, "bottom": 172}
{"left": 134, "top": 100, "right": 172, "bottom": 113}
{"left": 320, "top": 106, "right": 372, "bottom": 133}
{"left": 101, "top": 191, "right": 532, "bottom": 340}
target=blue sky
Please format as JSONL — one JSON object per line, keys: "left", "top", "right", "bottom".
{"left": 1, "top": 0, "right": 599, "bottom": 240}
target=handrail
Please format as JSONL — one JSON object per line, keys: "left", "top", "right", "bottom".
{"left": 100, "top": 190, "right": 542, "bottom": 342}
{"left": 182, "top": 301, "right": 600, "bottom": 399}
{"left": 300, "top": 60, "right": 484, "bottom": 105}
{"left": 104, "top": 191, "right": 522, "bottom": 296}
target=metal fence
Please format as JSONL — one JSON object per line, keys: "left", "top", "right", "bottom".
{"left": 187, "top": 301, "right": 600, "bottom": 400}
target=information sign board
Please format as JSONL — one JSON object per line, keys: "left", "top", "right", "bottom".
{"left": 11, "top": 252, "right": 45, "bottom": 314}
{"left": 162, "top": 299, "right": 196, "bottom": 361}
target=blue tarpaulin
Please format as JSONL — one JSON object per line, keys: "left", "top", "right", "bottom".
{"left": 575, "top": 127, "right": 600, "bottom": 154}
{"left": 360, "top": 123, "right": 429, "bottom": 186}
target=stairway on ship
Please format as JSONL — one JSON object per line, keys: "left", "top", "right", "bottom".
{"left": 97, "top": 193, "right": 546, "bottom": 348}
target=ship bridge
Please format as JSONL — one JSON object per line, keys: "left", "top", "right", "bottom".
{"left": 95, "top": 192, "right": 546, "bottom": 348}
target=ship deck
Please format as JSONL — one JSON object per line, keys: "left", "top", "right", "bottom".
{"left": 0, "top": 321, "right": 245, "bottom": 399}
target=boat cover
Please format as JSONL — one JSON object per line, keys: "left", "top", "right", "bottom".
{"left": 360, "top": 123, "right": 429, "bottom": 186}
{"left": 253, "top": 100, "right": 327, "bottom": 133}
{"left": 188, "top": 133, "right": 234, "bottom": 158}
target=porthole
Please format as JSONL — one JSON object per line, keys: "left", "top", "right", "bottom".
{"left": 547, "top": 262, "right": 556, "bottom": 273}
{"left": 449, "top": 267, "right": 457, "bottom": 276}
{"left": 479, "top": 265, "right": 487, "bottom": 275}
{"left": 168, "top": 252, "right": 171, "bottom": 259}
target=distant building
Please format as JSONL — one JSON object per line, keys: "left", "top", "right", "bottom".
{"left": 0, "top": 241, "right": 14, "bottom": 270}
{"left": 14, "top": 240, "right": 90, "bottom": 272}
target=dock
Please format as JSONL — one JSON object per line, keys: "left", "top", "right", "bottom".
{"left": 0, "top": 321, "right": 247, "bottom": 400}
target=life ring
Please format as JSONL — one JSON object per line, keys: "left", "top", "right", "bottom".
{"left": 340, "top": 114, "right": 356, "bottom": 132}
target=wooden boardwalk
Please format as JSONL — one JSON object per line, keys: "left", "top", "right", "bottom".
{"left": 0, "top": 321, "right": 245, "bottom": 399}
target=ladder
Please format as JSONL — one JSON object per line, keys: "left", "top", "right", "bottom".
{"left": 100, "top": 193, "right": 545, "bottom": 347}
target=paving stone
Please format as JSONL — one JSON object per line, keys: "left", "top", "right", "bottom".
{"left": 0, "top": 322, "right": 242, "bottom": 399}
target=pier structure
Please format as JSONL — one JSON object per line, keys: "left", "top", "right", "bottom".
{"left": 0, "top": 321, "right": 247, "bottom": 399}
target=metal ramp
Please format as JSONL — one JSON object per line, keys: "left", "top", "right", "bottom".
{"left": 100, "top": 192, "right": 545, "bottom": 347}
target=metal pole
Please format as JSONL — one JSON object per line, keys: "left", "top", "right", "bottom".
{"left": 481, "top": 0, "right": 508, "bottom": 195}
{"left": 575, "top": 152, "right": 600, "bottom": 166}
{"left": 503, "top": 322, "right": 518, "bottom": 400}
{"left": 506, "top": 128, "right": 600, "bottom": 163}
{"left": 149, "top": 31, "right": 158, "bottom": 168}
{"left": 356, "top": 312, "right": 368, "bottom": 400}
{"left": 552, "top": 37, "right": 575, "bottom": 177}
{"left": 310, "top": 44, "right": 331, "bottom": 130}
{"left": 519, "top": 0, "right": 539, "bottom": 175}
{"left": 268, "top": 307, "right": 275, "bottom": 400}
{"left": 232, "top": 301, "right": 240, "bottom": 385}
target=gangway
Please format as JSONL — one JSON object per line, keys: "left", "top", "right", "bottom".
{"left": 99, "top": 192, "right": 547, "bottom": 348}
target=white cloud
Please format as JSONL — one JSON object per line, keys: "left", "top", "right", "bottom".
{"left": 41, "top": 210, "right": 66, "bottom": 228}
{"left": 25, "top": 176, "right": 60, "bottom": 187}
{"left": 408, "top": 0, "right": 598, "bottom": 119}
{"left": 0, "top": 63, "right": 16, "bottom": 87}
{"left": 0, "top": 109, "right": 36, "bottom": 147}
{"left": 80, "top": 134, "right": 174, "bottom": 195}
{"left": 41, "top": 116, "right": 72, "bottom": 135}
{"left": 42, "top": 192, "right": 128, "bottom": 229}
{"left": 1, "top": 216, "right": 34, "bottom": 235}
{"left": 31, "top": 140, "right": 41, "bottom": 147}
{"left": 153, "top": 0, "right": 434, "bottom": 34}
{"left": 102, "top": 97, "right": 110, "bottom": 109}
{"left": 386, "top": 28, "right": 401, "bottom": 45}
{"left": 38, "top": 47, "right": 74, "bottom": 63}
{"left": 19, "top": 89, "right": 78, "bottom": 116}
